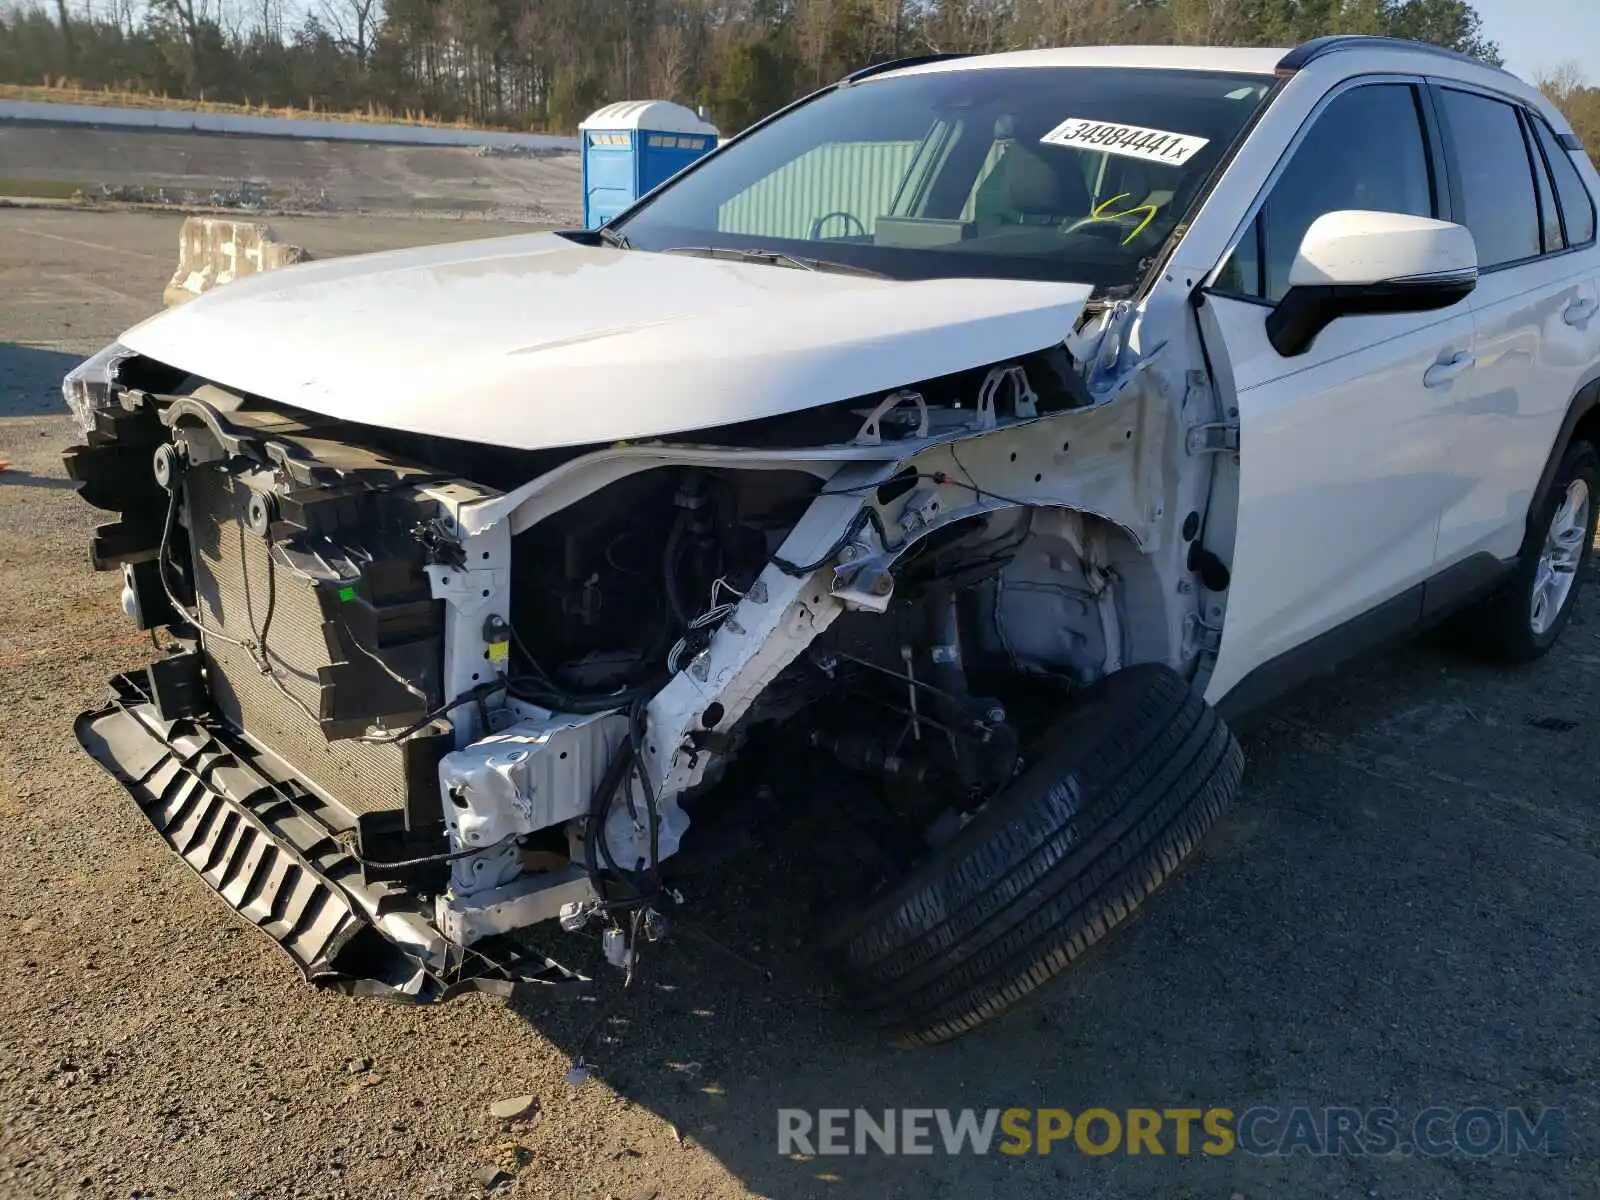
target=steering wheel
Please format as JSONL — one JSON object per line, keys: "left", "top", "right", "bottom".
{"left": 809, "top": 210, "right": 868, "bottom": 241}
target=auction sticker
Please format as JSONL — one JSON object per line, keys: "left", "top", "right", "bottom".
{"left": 1040, "top": 118, "right": 1210, "bottom": 165}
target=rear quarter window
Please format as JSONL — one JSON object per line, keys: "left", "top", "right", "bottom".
{"left": 1530, "top": 115, "right": 1597, "bottom": 247}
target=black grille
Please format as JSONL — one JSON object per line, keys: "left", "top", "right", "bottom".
{"left": 186, "top": 467, "right": 409, "bottom": 819}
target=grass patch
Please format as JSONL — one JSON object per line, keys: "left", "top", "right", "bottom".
{"left": 0, "top": 178, "right": 85, "bottom": 200}
{"left": 0, "top": 82, "right": 534, "bottom": 133}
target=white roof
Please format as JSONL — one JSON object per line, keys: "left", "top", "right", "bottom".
{"left": 878, "top": 45, "right": 1292, "bottom": 79}
{"left": 580, "top": 100, "right": 718, "bottom": 136}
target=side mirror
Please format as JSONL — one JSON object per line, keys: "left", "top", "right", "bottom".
{"left": 1266, "top": 210, "right": 1478, "bottom": 357}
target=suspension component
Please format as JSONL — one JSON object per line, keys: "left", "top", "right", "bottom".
{"left": 811, "top": 729, "right": 936, "bottom": 784}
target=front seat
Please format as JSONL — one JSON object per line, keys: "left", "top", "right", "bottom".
{"left": 973, "top": 144, "right": 1091, "bottom": 230}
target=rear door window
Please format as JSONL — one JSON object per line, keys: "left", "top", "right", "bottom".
{"left": 1435, "top": 88, "right": 1543, "bottom": 269}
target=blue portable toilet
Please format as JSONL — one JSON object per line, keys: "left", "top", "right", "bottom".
{"left": 580, "top": 101, "right": 720, "bottom": 228}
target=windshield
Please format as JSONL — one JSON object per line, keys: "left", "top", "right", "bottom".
{"left": 612, "top": 66, "right": 1273, "bottom": 296}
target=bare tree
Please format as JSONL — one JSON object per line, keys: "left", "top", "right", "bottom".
{"left": 1170, "top": 0, "right": 1257, "bottom": 46}
{"left": 649, "top": 17, "right": 691, "bottom": 99}
{"left": 216, "top": 0, "right": 250, "bottom": 45}
{"left": 923, "top": 0, "right": 1012, "bottom": 56}
{"left": 791, "top": 0, "right": 835, "bottom": 88}
{"left": 1536, "top": 60, "right": 1587, "bottom": 108}
{"left": 103, "top": 0, "right": 139, "bottom": 36}
{"left": 149, "top": 0, "right": 212, "bottom": 87}
{"left": 319, "top": 0, "right": 381, "bottom": 65}
{"left": 254, "top": 0, "right": 285, "bottom": 41}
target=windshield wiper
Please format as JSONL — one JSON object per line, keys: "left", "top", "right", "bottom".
{"left": 661, "top": 245, "right": 887, "bottom": 279}
{"left": 597, "top": 225, "right": 633, "bottom": 250}
{"left": 733, "top": 247, "right": 817, "bottom": 271}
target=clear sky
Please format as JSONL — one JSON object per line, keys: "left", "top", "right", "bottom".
{"left": 1474, "top": 0, "right": 1600, "bottom": 82}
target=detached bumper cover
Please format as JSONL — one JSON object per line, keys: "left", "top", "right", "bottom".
{"left": 76, "top": 671, "right": 587, "bottom": 1001}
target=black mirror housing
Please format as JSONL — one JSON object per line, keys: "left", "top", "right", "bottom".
{"left": 1266, "top": 272, "right": 1477, "bottom": 357}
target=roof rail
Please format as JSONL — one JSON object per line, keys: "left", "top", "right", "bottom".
{"left": 1277, "top": 35, "right": 1502, "bottom": 74}
{"left": 843, "top": 53, "right": 971, "bottom": 83}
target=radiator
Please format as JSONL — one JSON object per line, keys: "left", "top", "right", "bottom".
{"left": 185, "top": 466, "right": 411, "bottom": 820}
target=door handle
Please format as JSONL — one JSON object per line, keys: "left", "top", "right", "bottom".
{"left": 1564, "top": 297, "right": 1597, "bottom": 327}
{"left": 1424, "top": 351, "right": 1476, "bottom": 389}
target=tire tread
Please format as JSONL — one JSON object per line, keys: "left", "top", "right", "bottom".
{"left": 827, "top": 664, "right": 1243, "bottom": 1047}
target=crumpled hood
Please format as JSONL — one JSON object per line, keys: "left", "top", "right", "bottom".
{"left": 119, "top": 232, "right": 1094, "bottom": 450}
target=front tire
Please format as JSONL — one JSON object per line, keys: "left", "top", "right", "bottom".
{"left": 1447, "top": 440, "right": 1598, "bottom": 664}
{"left": 819, "top": 664, "right": 1243, "bottom": 1047}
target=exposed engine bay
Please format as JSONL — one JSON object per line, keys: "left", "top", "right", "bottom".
{"left": 63, "top": 322, "right": 1225, "bottom": 1000}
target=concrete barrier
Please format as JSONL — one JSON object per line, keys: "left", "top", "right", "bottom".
{"left": 0, "top": 98, "right": 578, "bottom": 152}
{"left": 164, "top": 217, "right": 310, "bottom": 306}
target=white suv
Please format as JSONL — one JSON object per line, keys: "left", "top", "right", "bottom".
{"left": 65, "top": 36, "right": 1600, "bottom": 1044}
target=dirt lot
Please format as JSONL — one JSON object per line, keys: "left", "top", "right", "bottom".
{"left": 0, "top": 124, "right": 581, "bottom": 222}
{"left": 1, "top": 207, "right": 1598, "bottom": 1200}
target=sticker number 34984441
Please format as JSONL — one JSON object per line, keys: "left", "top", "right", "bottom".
{"left": 1039, "top": 118, "right": 1210, "bottom": 166}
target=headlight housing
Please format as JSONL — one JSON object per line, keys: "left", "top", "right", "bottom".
{"left": 62, "top": 342, "right": 133, "bottom": 437}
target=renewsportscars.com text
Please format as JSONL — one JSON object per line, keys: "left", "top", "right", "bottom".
{"left": 777, "top": 1106, "right": 1561, "bottom": 1158}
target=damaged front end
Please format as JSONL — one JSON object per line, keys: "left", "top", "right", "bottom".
{"left": 76, "top": 674, "right": 584, "bottom": 999}
{"left": 63, "top": 312, "right": 1215, "bottom": 1001}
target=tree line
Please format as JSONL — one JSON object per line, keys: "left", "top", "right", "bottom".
{"left": 2, "top": 0, "right": 1591, "bottom": 141}
{"left": 1537, "top": 63, "right": 1600, "bottom": 155}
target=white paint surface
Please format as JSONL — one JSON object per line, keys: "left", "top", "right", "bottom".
{"left": 119, "top": 233, "right": 1091, "bottom": 449}
{"left": 1288, "top": 211, "right": 1478, "bottom": 288}
{"left": 880, "top": 45, "right": 1290, "bottom": 77}
{"left": 579, "top": 101, "right": 717, "bottom": 136}
{"left": 1200, "top": 292, "right": 1479, "bottom": 702}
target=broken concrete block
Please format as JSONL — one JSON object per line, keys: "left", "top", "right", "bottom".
{"left": 163, "top": 216, "right": 310, "bottom": 306}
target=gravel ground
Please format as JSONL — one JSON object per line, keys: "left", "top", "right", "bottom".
{"left": 1, "top": 207, "right": 1598, "bottom": 1200}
